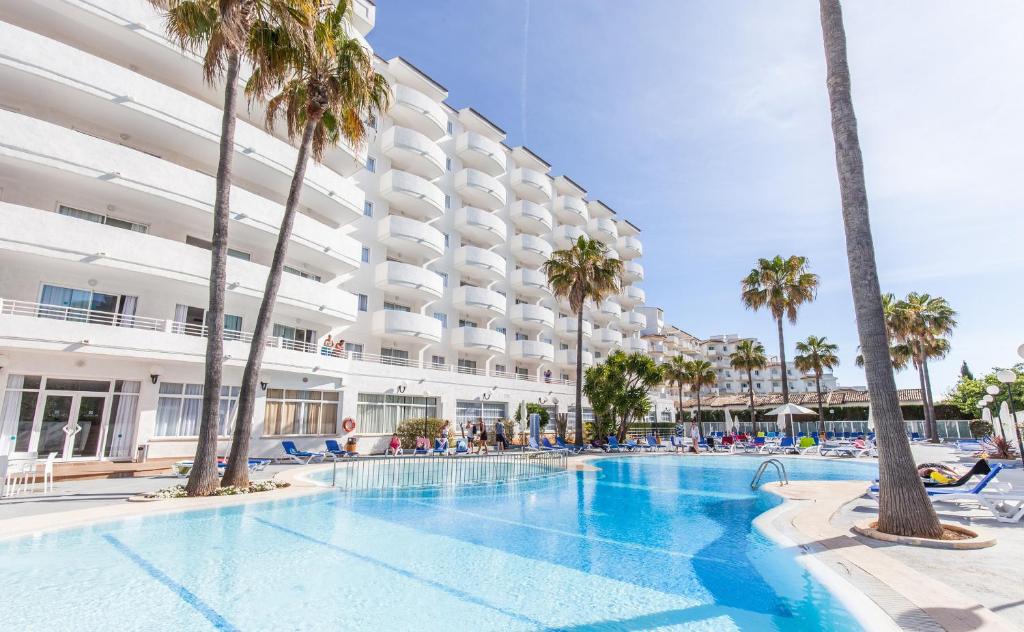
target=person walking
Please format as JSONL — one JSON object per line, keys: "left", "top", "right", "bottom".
{"left": 495, "top": 419, "right": 509, "bottom": 450}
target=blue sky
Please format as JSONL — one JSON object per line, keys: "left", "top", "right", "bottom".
{"left": 368, "top": 1, "right": 1024, "bottom": 393}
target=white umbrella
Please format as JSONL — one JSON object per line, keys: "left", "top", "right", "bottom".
{"left": 866, "top": 404, "right": 874, "bottom": 431}
{"left": 999, "top": 401, "right": 1015, "bottom": 447}
{"left": 766, "top": 403, "right": 817, "bottom": 433}
{"left": 982, "top": 407, "right": 993, "bottom": 423}
{"left": 723, "top": 408, "right": 734, "bottom": 430}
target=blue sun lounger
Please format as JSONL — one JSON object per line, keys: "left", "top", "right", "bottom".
{"left": 606, "top": 436, "right": 627, "bottom": 452}
{"left": 556, "top": 437, "right": 586, "bottom": 454}
{"left": 282, "top": 440, "right": 326, "bottom": 464}
{"left": 868, "top": 464, "right": 1004, "bottom": 500}
{"left": 324, "top": 439, "right": 356, "bottom": 459}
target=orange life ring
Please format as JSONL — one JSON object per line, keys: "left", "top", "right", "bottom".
{"left": 342, "top": 417, "right": 356, "bottom": 433}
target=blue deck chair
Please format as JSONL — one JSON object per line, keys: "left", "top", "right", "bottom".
{"left": 555, "top": 437, "right": 585, "bottom": 454}
{"left": 646, "top": 435, "right": 666, "bottom": 451}
{"left": 413, "top": 437, "right": 429, "bottom": 455}
{"left": 910, "top": 432, "right": 922, "bottom": 442}
{"left": 527, "top": 437, "right": 541, "bottom": 451}
{"left": 324, "top": 439, "right": 356, "bottom": 459}
{"left": 454, "top": 438, "right": 469, "bottom": 454}
{"left": 767, "top": 437, "right": 798, "bottom": 455}
{"left": 541, "top": 437, "right": 561, "bottom": 451}
{"left": 283, "top": 440, "right": 325, "bottom": 464}
{"left": 431, "top": 438, "right": 449, "bottom": 455}
{"left": 606, "top": 436, "right": 626, "bottom": 452}
{"left": 869, "top": 464, "right": 1003, "bottom": 500}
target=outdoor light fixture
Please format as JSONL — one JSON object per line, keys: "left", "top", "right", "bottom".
{"left": 149, "top": 365, "right": 162, "bottom": 384}
{"left": 482, "top": 392, "right": 491, "bottom": 400}
{"left": 985, "top": 385, "right": 1001, "bottom": 396}
{"left": 260, "top": 381, "right": 268, "bottom": 391}
{"left": 984, "top": 394, "right": 995, "bottom": 404}
{"left": 397, "top": 383, "right": 407, "bottom": 393}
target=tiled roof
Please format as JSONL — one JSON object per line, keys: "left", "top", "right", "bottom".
{"left": 677, "top": 388, "right": 925, "bottom": 408}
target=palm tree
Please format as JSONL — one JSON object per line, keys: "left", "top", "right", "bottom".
{"left": 222, "top": 2, "right": 390, "bottom": 488}
{"left": 151, "top": 0, "right": 314, "bottom": 496}
{"left": 681, "top": 359, "right": 716, "bottom": 438}
{"left": 818, "top": 0, "right": 942, "bottom": 538}
{"left": 891, "top": 293, "right": 957, "bottom": 443}
{"left": 662, "top": 355, "right": 690, "bottom": 425}
{"left": 729, "top": 340, "right": 767, "bottom": 434}
{"left": 544, "top": 237, "right": 622, "bottom": 447}
{"left": 794, "top": 336, "right": 839, "bottom": 436}
{"left": 740, "top": 255, "right": 818, "bottom": 405}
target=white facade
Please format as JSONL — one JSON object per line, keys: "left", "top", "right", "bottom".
{"left": 0, "top": 2, "right": 648, "bottom": 460}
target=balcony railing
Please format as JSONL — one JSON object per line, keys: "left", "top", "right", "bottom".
{"left": 0, "top": 298, "right": 575, "bottom": 386}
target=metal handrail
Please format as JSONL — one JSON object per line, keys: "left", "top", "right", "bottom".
{"left": 751, "top": 458, "right": 788, "bottom": 489}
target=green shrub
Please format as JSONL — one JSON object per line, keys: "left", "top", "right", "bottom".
{"left": 969, "top": 419, "right": 994, "bottom": 438}
{"left": 395, "top": 417, "right": 448, "bottom": 449}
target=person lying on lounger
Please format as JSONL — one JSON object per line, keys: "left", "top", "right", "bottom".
{"left": 917, "top": 460, "right": 990, "bottom": 487}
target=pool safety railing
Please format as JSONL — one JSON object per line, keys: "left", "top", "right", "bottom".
{"left": 750, "top": 459, "right": 789, "bottom": 489}
{"left": 331, "top": 449, "right": 569, "bottom": 491}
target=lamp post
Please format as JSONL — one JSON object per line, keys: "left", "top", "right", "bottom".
{"left": 995, "top": 369, "right": 1023, "bottom": 468}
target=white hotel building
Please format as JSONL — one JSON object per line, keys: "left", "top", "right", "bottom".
{"left": 0, "top": 1, "right": 651, "bottom": 461}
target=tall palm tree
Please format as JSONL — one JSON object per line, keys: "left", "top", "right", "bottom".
{"left": 891, "top": 293, "right": 957, "bottom": 443}
{"left": 544, "top": 236, "right": 622, "bottom": 447}
{"left": 730, "top": 340, "right": 767, "bottom": 434}
{"left": 223, "top": 1, "right": 390, "bottom": 488}
{"left": 740, "top": 255, "right": 818, "bottom": 405}
{"left": 819, "top": 0, "right": 942, "bottom": 538}
{"left": 662, "top": 355, "right": 690, "bottom": 425}
{"left": 681, "top": 359, "right": 716, "bottom": 438}
{"left": 794, "top": 336, "right": 840, "bottom": 436}
{"left": 151, "top": 0, "right": 314, "bottom": 496}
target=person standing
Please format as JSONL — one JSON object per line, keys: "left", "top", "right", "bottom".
{"left": 478, "top": 419, "right": 489, "bottom": 455}
{"left": 690, "top": 421, "right": 702, "bottom": 454}
{"left": 673, "top": 418, "right": 686, "bottom": 453}
{"left": 495, "top": 419, "right": 509, "bottom": 450}
{"left": 467, "top": 419, "right": 478, "bottom": 453}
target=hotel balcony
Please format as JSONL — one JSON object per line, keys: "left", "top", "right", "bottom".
{"left": 390, "top": 84, "right": 447, "bottom": 140}
{"left": 587, "top": 218, "right": 619, "bottom": 246}
{"left": 552, "top": 195, "right": 589, "bottom": 226}
{"left": 377, "top": 215, "right": 445, "bottom": 260}
{"left": 622, "top": 338, "right": 650, "bottom": 354}
{"left": 455, "top": 131, "right": 506, "bottom": 176}
{"left": 620, "top": 311, "right": 648, "bottom": 333}
{"left": 0, "top": 203, "right": 357, "bottom": 325}
{"left": 555, "top": 317, "right": 593, "bottom": 341}
{"left": 593, "top": 299, "right": 622, "bottom": 325}
{"left": 452, "top": 285, "right": 506, "bottom": 319}
{"left": 510, "top": 234, "right": 553, "bottom": 267}
{"left": 509, "top": 339, "right": 554, "bottom": 363}
{"left": 379, "top": 126, "right": 445, "bottom": 180}
{"left": 453, "top": 246, "right": 506, "bottom": 283}
{"left": 508, "top": 303, "right": 555, "bottom": 330}
{"left": 379, "top": 169, "right": 445, "bottom": 221}
{"left": 555, "top": 348, "right": 594, "bottom": 369}
{"left": 454, "top": 168, "right": 506, "bottom": 211}
{"left": 509, "top": 167, "right": 553, "bottom": 204}
{"left": 593, "top": 327, "right": 624, "bottom": 349}
{"left": 371, "top": 309, "right": 442, "bottom": 344}
{"left": 553, "top": 225, "right": 587, "bottom": 250}
{"left": 510, "top": 268, "right": 552, "bottom": 298}
{"left": 0, "top": 110, "right": 361, "bottom": 273}
{"left": 374, "top": 261, "right": 444, "bottom": 303}
{"left": 451, "top": 326, "right": 506, "bottom": 354}
{"left": 617, "top": 236, "right": 643, "bottom": 259}
{"left": 622, "top": 261, "right": 645, "bottom": 284}
{"left": 453, "top": 207, "right": 507, "bottom": 247}
{"left": 617, "top": 286, "right": 646, "bottom": 309}
{"left": 508, "top": 200, "right": 553, "bottom": 236}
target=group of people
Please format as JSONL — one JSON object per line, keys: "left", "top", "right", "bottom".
{"left": 385, "top": 419, "right": 513, "bottom": 455}
{"left": 320, "top": 335, "right": 346, "bottom": 357}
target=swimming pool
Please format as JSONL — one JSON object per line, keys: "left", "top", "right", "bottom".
{"left": 0, "top": 456, "right": 877, "bottom": 631}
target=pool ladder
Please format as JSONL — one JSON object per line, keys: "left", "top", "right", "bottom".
{"left": 751, "top": 459, "right": 789, "bottom": 489}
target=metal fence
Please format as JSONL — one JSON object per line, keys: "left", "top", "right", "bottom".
{"left": 332, "top": 450, "right": 569, "bottom": 491}
{"left": 629, "top": 419, "right": 973, "bottom": 440}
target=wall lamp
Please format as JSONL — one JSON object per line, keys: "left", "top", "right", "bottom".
{"left": 260, "top": 381, "right": 269, "bottom": 391}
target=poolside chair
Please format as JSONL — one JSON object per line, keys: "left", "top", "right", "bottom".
{"left": 281, "top": 441, "right": 325, "bottom": 464}
{"left": 869, "top": 464, "right": 1004, "bottom": 500}
{"left": 431, "top": 438, "right": 449, "bottom": 456}
{"left": 324, "top": 440, "right": 355, "bottom": 460}
{"left": 623, "top": 438, "right": 643, "bottom": 452}
{"left": 797, "top": 436, "right": 818, "bottom": 454}
{"left": 556, "top": 436, "right": 587, "bottom": 454}
{"left": 526, "top": 437, "right": 541, "bottom": 451}
{"left": 541, "top": 437, "right": 561, "bottom": 451}
{"left": 453, "top": 438, "right": 469, "bottom": 454}
{"left": 766, "top": 437, "right": 798, "bottom": 455}
{"left": 646, "top": 435, "right": 667, "bottom": 452}
{"left": 413, "top": 437, "right": 429, "bottom": 455}
{"left": 818, "top": 441, "right": 858, "bottom": 457}
{"left": 923, "top": 460, "right": 991, "bottom": 488}
{"left": 606, "top": 436, "right": 626, "bottom": 452}
{"left": 975, "top": 492, "right": 1024, "bottom": 523}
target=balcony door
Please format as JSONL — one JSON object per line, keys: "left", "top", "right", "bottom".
{"left": 35, "top": 392, "right": 108, "bottom": 461}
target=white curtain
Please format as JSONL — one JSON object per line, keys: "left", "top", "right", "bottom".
{"left": 117, "top": 296, "right": 138, "bottom": 328}
{"left": 106, "top": 381, "right": 140, "bottom": 459}
{"left": 1, "top": 376, "right": 25, "bottom": 454}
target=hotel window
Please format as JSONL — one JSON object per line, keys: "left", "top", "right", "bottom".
{"left": 444, "top": 194, "right": 451, "bottom": 209}
{"left": 437, "top": 271, "right": 448, "bottom": 287}
{"left": 495, "top": 327, "right": 506, "bottom": 335}
{"left": 515, "top": 367, "right": 529, "bottom": 378}
{"left": 283, "top": 265, "right": 322, "bottom": 283}
{"left": 366, "top": 156, "right": 376, "bottom": 173}
{"left": 444, "top": 233, "right": 450, "bottom": 247}
{"left": 515, "top": 333, "right": 528, "bottom": 341}
{"left": 357, "top": 393, "right": 439, "bottom": 434}
{"left": 459, "top": 319, "right": 478, "bottom": 329}
{"left": 455, "top": 400, "right": 507, "bottom": 429}
{"left": 431, "top": 355, "right": 446, "bottom": 367}
{"left": 272, "top": 324, "right": 317, "bottom": 350}
{"left": 357, "top": 294, "right": 368, "bottom": 311}
{"left": 433, "top": 312, "right": 447, "bottom": 328}
{"left": 446, "top": 120, "right": 454, "bottom": 135}
{"left": 59, "top": 204, "right": 149, "bottom": 233}
{"left": 263, "top": 389, "right": 339, "bottom": 436}
{"left": 384, "top": 302, "right": 410, "bottom": 312}
{"left": 381, "top": 348, "right": 409, "bottom": 365}
{"left": 494, "top": 364, "right": 506, "bottom": 374}
{"left": 361, "top": 247, "right": 370, "bottom": 263}
{"left": 457, "top": 359, "right": 477, "bottom": 374}
{"left": 445, "top": 157, "right": 452, "bottom": 172}
{"left": 155, "top": 382, "right": 240, "bottom": 437}
{"left": 363, "top": 201, "right": 374, "bottom": 217}
{"left": 560, "top": 343, "right": 569, "bottom": 350}
{"left": 345, "top": 342, "right": 364, "bottom": 359}
{"left": 39, "top": 284, "right": 138, "bottom": 325}
{"left": 367, "top": 113, "right": 377, "bottom": 130}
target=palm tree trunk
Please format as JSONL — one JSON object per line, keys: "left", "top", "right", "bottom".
{"left": 574, "top": 309, "right": 584, "bottom": 446}
{"left": 776, "top": 317, "right": 790, "bottom": 406}
{"left": 185, "top": 52, "right": 241, "bottom": 497}
{"left": 914, "top": 358, "right": 930, "bottom": 442}
{"left": 922, "top": 357, "right": 939, "bottom": 443}
{"left": 819, "top": 0, "right": 942, "bottom": 538}
{"left": 223, "top": 117, "right": 318, "bottom": 487}
{"left": 815, "top": 372, "right": 826, "bottom": 437}
{"left": 695, "top": 390, "right": 703, "bottom": 439}
{"left": 747, "top": 370, "right": 756, "bottom": 435}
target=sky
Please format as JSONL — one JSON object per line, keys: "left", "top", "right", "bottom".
{"left": 367, "top": 1, "right": 1024, "bottom": 394}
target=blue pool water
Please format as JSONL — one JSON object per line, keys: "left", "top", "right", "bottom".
{"left": 0, "top": 456, "right": 877, "bottom": 631}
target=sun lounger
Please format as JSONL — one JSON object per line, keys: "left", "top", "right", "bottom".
{"left": 646, "top": 435, "right": 667, "bottom": 452}
{"left": 431, "top": 438, "right": 449, "bottom": 455}
{"left": 283, "top": 441, "right": 326, "bottom": 464}
{"left": 606, "top": 436, "right": 627, "bottom": 452}
{"left": 454, "top": 439, "right": 470, "bottom": 454}
{"left": 527, "top": 437, "right": 541, "bottom": 451}
{"left": 541, "top": 437, "right": 562, "bottom": 451}
{"left": 324, "top": 439, "right": 357, "bottom": 459}
{"left": 766, "top": 437, "right": 798, "bottom": 455}
{"left": 923, "top": 460, "right": 991, "bottom": 488}
{"left": 413, "top": 437, "right": 429, "bottom": 455}
{"left": 556, "top": 437, "right": 587, "bottom": 454}
{"left": 975, "top": 492, "right": 1024, "bottom": 523}
{"left": 869, "top": 464, "right": 1004, "bottom": 500}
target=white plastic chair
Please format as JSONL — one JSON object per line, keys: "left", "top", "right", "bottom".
{"left": 41, "top": 452, "right": 57, "bottom": 493}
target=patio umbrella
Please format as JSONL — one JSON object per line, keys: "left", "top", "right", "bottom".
{"left": 999, "top": 401, "right": 1015, "bottom": 448}
{"left": 723, "top": 408, "right": 734, "bottom": 431}
{"left": 765, "top": 403, "right": 817, "bottom": 433}
{"left": 866, "top": 404, "right": 874, "bottom": 431}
